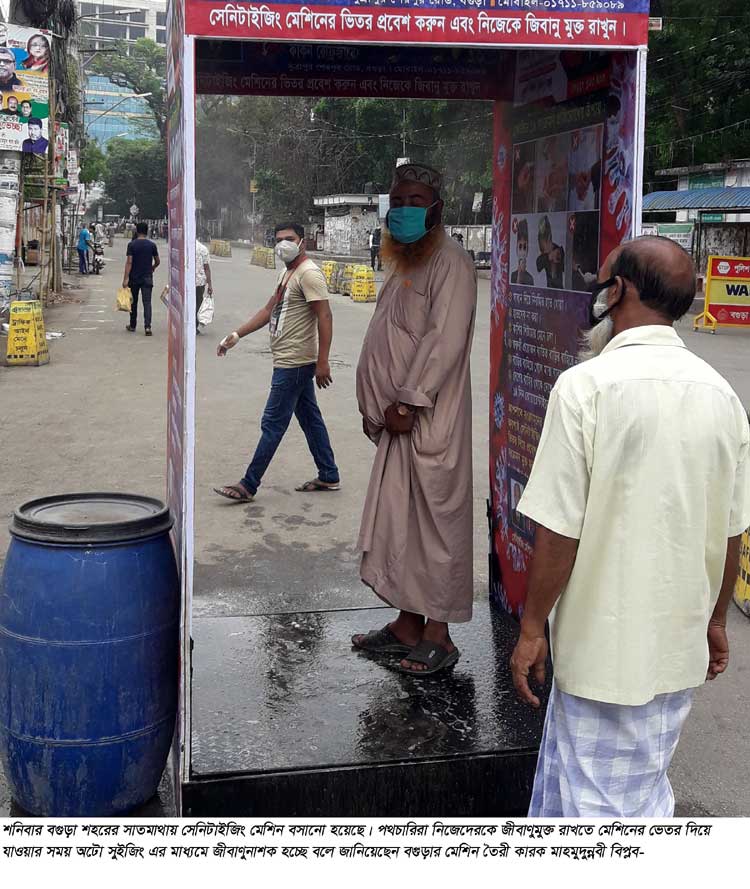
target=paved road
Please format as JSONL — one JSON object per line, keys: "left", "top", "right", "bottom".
{"left": 1, "top": 238, "right": 749, "bottom": 815}
{"left": 192, "top": 245, "right": 491, "bottom": 617}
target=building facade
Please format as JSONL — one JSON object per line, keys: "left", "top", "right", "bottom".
{"left": 77, "top": 1, "right": 166, "bottom": 146}
{"left": 655, "top": 160, "right": 750, "bottom": 224}
{"left": 313, "top": 194, "right": 382, "bottom": 256}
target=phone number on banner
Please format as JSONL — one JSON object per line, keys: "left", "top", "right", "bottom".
{"left": 185, "top": 3, "right": 649, "bottom": 46}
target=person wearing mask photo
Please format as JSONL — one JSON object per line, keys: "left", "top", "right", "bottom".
{"left": 511, "top": 218, "right": 534, "bottom": 285}
{"left": 213, "top": 221, "right": 339, "bottom": 502}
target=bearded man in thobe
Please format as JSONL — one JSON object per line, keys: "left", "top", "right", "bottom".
{"left": 352, "top": 163, "right": 478, "bottom": 675}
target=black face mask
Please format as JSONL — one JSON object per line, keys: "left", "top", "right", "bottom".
{"left": 588, "top": 276, "right": 622, "bottom": 327}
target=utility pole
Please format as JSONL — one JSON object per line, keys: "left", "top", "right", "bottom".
{"left": 248, "top": 139, "right": 258, "bottom": 244}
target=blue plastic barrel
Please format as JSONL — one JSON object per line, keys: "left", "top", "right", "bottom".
{"left": 0, "top": 493, "right": 179, "bottom": 816}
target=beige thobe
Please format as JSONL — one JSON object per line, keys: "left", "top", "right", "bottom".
{"left": 356, "top": 233, "right": 477, "bottom": 623}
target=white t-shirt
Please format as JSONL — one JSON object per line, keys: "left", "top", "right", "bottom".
{"left": 519, "top": 325, "right": 750, "bottom": 706}
{"left": 195, "top": 240, "right": 210, "bottom": 287}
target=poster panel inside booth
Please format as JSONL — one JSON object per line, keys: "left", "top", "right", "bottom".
{"left": 169, "top": 0, "right": 649, "bottom": 792}
{"left": 489, "top": 48, "right": 645, "bottom": 615}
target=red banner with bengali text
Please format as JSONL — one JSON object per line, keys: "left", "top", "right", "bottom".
{"left": 185, "top": 2, "right": 649, "bottom": 48}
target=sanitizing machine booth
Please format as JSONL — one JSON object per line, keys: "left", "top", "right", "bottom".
{"left": 166, "top": 0, "right": 650, "bottom": 815}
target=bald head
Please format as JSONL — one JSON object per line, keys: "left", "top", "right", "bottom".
{"left": 606, "top": 235, "right": 696, "bottom": 321}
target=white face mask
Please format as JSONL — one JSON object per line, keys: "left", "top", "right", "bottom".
{"left": 275, "top": 239, "right": 301, "bottom": 264}
{"left": 578, "top": 290, "right": 615, "bottom": 362}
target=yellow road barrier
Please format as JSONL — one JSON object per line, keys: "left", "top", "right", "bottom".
{"left": 251, "top": 246, "right": 276, "bottom": 269}
{"left": 209, "top": 239, "right": 232, "bottom": 257}
{"left": 735, "top": 529, "right": 750, "bottom": 618}
{"left": 6, "top": 300, "right": 49, "bottom": 366}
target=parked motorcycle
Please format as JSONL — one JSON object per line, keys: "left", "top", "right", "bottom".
{"left": 91, "top": 241, "right": 105, "bottom": 275}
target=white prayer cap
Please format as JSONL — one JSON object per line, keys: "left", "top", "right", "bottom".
{"left": 391, "top": 162, "right": 442, "bottom": 194}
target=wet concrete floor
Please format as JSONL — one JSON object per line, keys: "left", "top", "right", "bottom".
{"left": 192, "top": 607, "right": 547, "bottom": 776}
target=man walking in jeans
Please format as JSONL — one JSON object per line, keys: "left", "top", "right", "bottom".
{"left": 213, "top": 221, "right": 340, "bottom": 502}
{"left": 123, "top": 222, "right": 160, "bottom": 335}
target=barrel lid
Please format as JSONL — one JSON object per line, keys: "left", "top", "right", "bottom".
{"left": 10, "top": 493, "right": 173, "bottom": 545}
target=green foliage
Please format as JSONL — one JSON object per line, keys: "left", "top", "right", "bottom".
{"left": 103, "top": 139, "right": 167, "bottom": 218}
{"left": 90, "top": 38, "right": 167, "bottom": 141}
{"left": 194, "top": 3, "right": 750, "bottom": 231}
{"left": 79, "top": 140, "right": 108, "bottom": 185}
{"left": 195, "top": 95, "right": 493, "bottom": 235}
{"left": 645, "top": 0, "right": 750, "bottom": 185}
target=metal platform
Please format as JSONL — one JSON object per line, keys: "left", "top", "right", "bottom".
{"left": 184, "top": 607, "right": 548, "bottom": 817}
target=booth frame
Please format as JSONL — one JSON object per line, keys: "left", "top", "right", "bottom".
{"left": 166, "top": 0, "right": 650, "bottom": 814}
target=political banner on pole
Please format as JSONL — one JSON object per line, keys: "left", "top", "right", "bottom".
{"left": 0, "top": 24, "right": 52, "bottom": 154}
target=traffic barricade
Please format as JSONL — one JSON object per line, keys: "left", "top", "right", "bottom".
{"left": 351, "top": 265, "right": 377, "bottom": 303}
{"left": 735, "top": 528, "right": 750, "bottom": 618}
{"left": 209, "top": 239, "right": 232, "bottom": 257}
{"left": 321, "top": 261, "right": 338, "bottom": 289}
{"left": 251, "top": 246, "right": 276, "bottom": 269}
{"left": 5, "top": 300, "right": 49, "bottom": 366}
{"left": 339, "top": 264, "right": 357, "bottom": 297}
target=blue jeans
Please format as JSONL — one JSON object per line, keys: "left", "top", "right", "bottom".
{"left": 242, "top": 364, "right": 339, "bottom": 495}
{"left": 77, "top": 248, "right": 88, "bottom": 274}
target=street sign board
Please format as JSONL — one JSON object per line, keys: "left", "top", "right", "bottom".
{"left": 695, "top": 255, "right": 750, "bottom": 332}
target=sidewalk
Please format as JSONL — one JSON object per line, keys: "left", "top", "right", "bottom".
{"left": 0, "top": 236, "right": 170, "bottom": 558}
{"left": 0, "top": 244, "right": 748, "bottom": 817}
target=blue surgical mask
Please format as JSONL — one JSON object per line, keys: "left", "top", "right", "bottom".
{"left": 386, "top": 203, "right": 437, "bottom": 244}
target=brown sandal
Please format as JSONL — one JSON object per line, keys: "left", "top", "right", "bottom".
{"left": 213, "top": 484, "right": 254, "bottom": 503}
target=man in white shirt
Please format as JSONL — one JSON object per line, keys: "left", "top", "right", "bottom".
{"left": 510, "top": 236, "right": 750, "bottom": 817}
{"left": 195, "top": 238, "right": 213, "bottom": 333}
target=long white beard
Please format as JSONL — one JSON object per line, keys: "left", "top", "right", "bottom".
{"left": 578, "top": 296, "right": 614, "bottom": 362}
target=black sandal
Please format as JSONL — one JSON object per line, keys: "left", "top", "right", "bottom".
{"left": 295, "top": 478, "right": 340, "bottom": 492}
{"left": 351, "top": 625, "right": 411, "bottom": 655}
{"left": 398, "top": 640, "right": 460, "bottom": 675}
{"left": 213, "top": 484, "right": 254, "bottom": 503}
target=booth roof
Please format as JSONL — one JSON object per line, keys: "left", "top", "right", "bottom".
{"left": 643, "top": 187, "right": 750, "bottom": 212}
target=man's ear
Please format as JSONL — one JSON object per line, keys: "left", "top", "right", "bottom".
{"left": 429, "top": 199, "right": 444, "bottom": 227}
{"left": 609, "top": 276, "right": 626, "bottom": 308}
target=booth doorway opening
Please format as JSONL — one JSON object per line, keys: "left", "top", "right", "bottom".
{"left": 181, "top": 40, "right": 641, "bottom": 815}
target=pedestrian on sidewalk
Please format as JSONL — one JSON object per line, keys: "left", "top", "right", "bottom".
{"left": 122, "top": 222, "right": 160, "bottom": 336}
{"left": 195, "top": 236, "right": 213, "bottom": 333}
{"left": 510, "top": 236, "right": 750, "bottom": 817}
{"left": 213, "top": 221, "right": 339, "bottom": 502}
{"left": 77, "top": 223, "right": 92, "bottom": 275}
{"left": 352, "top": 162, "right": 477, "bottom": 676}
{"left": 369, "top": 226, "right": 382, "bottom": 271}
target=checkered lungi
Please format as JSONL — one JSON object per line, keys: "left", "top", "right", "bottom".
{"left": 529, "top": 682, "right": 694, "bottom": 817}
